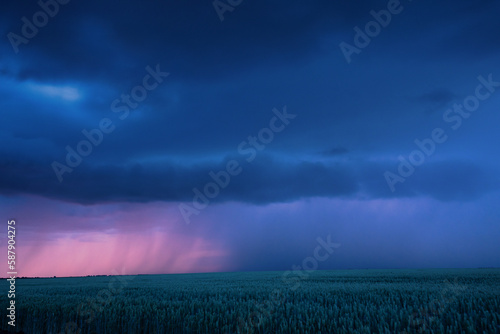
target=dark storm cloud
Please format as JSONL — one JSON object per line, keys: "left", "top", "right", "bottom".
{"left": 1, "top": 0, "right": 500, "bottom": 207}
{"left": 0, "top": 1, "right": 369, "bottom": 83}
{"left": 0, "top": 149, "right": 497, "bottom": 205}
{"left": 0, "top": 152, "right": 356, "bottom": 204}
{"left": 3, "top": 0, "right": 499, "bottom": 82}
{"left": 2, "top": 1, "right": 500, "bottom": 277}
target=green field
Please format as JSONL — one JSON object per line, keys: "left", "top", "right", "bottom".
{"left": 2, "top": 269, "right": 500, "bottom": 333}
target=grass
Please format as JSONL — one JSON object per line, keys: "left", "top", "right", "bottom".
{"left": 1, "top": 268, "right": 499, "bottom": 333}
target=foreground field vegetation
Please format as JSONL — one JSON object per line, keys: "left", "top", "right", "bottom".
{"left": 1, "top": 269, "right": 499, "bottom": 333}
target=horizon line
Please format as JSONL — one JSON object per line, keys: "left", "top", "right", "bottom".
{"left": 3, "top": 266, "right": 499, "bottom": 279}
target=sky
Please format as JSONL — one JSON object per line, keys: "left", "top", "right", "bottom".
{"left": 1, "top": 0, "right": 499, "bottom": 277}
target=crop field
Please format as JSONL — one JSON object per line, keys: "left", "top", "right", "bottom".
{"left": 1, "top": 269, "right": 500, "bottom": 334}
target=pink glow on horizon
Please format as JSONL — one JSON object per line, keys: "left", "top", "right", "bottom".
{"left": 1, "top": 195, "right": 229, "bottom": 277}
{"left": 17, "top": 231, "right": 227, "bottom": 277}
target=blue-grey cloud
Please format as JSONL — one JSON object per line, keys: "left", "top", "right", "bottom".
{"left": 1, "top": 0, "right": 499, "bottom": 208}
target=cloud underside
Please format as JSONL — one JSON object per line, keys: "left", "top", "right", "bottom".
{"left": 1, "top": 154, "right": 496, "bottom": 205}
